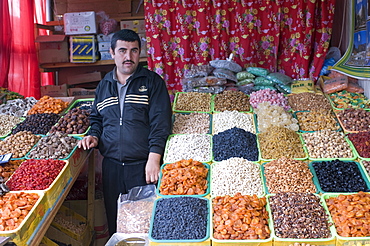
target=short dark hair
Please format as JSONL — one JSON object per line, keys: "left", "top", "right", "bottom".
{"left": 111, "top": 29, "right": 141, "bottom": 51}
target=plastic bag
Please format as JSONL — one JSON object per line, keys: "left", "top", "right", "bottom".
{"left": 116, "top": 184, "right": 156, "bottom": 234}
{"left": 346, "top": 81, "right": 364, "bottom": 93}
{"left": 97, "top": 11, "right": 117, "bottom": 35}
{"left": 210, "top": 54, "right": 243, "bottom": 73}
{"left": 184, "top": 64, "right": 213, "bottom": 78}
{"left": 246, "top": 67, "right": 269, "bottom": 77}
{"left": 321, "top": 76, "right": 348, "bottom": 94}
{"left": 291, "top": 79, "right": 315, "bottom": 94}
{"left": 193, "top": 85, "right": 225, "bottom": 94}
{"left": 266, "top": 72, "right": 293, "bottom": 85}
{"left": 238, "top": 83, "right": 254, "bottom": 94}
{"left": 212, "top": 68, "right": 238, "bottom": 82}
{"left": 236, "top": 71, "right": 255, "bottom": 81}
{"left": 275, "top": 83, "right": 292, "bottom": 94}
{"left": 253, "top": 85, "right": 277, "bottom": 91}
{"left": 254, "top": 77, "right": 274, "bottom": 86}
{"left": 236, "top": 78, "right": 254, "bottom": 86}
{"left": 192, "top": 76, "right": 227, "bottom": 87}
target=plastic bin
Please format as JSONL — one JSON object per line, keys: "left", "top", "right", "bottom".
{"left": 309, "top": 160, "right": 370, "bottom": 194}
{"left": 173, "top": 92, "right": 212, "bottom": 113}
{"left": 157, "top": 162, "right": 210, "bottom": 197}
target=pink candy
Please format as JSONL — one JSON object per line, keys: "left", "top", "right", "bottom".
{"left": 250, "top": 89, "right": 291, "bottom": 111}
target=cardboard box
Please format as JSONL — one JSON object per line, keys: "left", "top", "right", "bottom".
{"left": 98, "top": 41, "right": 110, "bottom": 51}
{"left": 70, "top": 35, "right": 98, "bottom": 63}
{"left": 120, "top": 19, "right": 145, "bottom": 33}
{"left": 64, "top": 11, "right": 97, "bottom": 35}
{"left": 68, "top": 87, "right": 96, "bottom": 99}
{"left": 67, "top": 71, "right": 103, "bottom": 85}
{"left": 35, "top": 35, "right": 69, "bottom": 64}
{"left": 41, "top": 84, "right": 68, "bottom": 97}
{"left": 97, "top": 33, "right": 114, "bottom": 42}
{"left": 46, "top": 225, "right": 92, "bottom": 246}
{"left": 99, "top": 51, "right": 113, "bottom": 60}
{"left": 52, "top": 205, "right": 92, "bottom": 241}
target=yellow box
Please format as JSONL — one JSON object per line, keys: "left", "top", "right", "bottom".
{"left": 0, "top": 191, "right": 47, "bottom": 245}
{"left": 68, "top": 146, "right": 90, "bottom": 176}
{"left": 51, "top": 205, "right": 91, "bottom": 242}
{"left": 149, "top": 239, "right": 211, "bottom": 245}
{"left": 336, "top": 237, "right": 370, "bottom": 246}
{"left": 43, "top": 160, "right": 72, "bottom": 209}
{"left": 40, "top": 236, "right": 59, "bottom": 246}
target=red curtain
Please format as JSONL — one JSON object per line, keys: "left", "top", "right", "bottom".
{"left": 0, "top": 0, "right": 49, "bottom": 99}
{"left": 144, "top": 0, "right": 336, "bottom": 95}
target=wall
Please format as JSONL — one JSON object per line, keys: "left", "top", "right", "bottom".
{"left": 53, "top": 0, "right": 144, "bottom": 20}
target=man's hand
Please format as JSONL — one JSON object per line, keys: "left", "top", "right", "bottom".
{"left": 145, "top": 152, "right": 161, "bottom": 184}
{"left": 78, "top": 135, "right": 98, "bottom": 150}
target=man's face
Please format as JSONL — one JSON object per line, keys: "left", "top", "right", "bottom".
{"left": 111, "top": 40, "right": 141, "bottom": 77}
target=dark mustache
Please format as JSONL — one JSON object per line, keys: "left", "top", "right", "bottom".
{"left": 123, "top": 60, "right": 135, "bottom": 64}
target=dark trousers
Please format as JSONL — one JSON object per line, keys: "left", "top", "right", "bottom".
{"left": 102, "top": 158, "right": 147, "bottom": 237}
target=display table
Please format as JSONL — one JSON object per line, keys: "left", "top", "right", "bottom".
{"left": 22, "top": 147, "right": 95, "bottom": 246}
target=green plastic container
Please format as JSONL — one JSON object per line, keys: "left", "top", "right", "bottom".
{"left": 211, "top": 93, "right": 252, "bottom": 113}
{"left": 25, "top": 136, "right": 82, "bottom": 161}
{"left": 64, "top": 98, "right": 94, "bottom": 113}
{"left": 213, "top": 112, "right": 256, "bottom": 135}
{"left": 322, "top": 192, "right": 370, "bottom": 246}
{"left": 293, "top": 110, "right": 342, "bottom": 133}
{"left": 172, "top": 112, "right": 212, "bottom": 135}
{"left": 301, "top": 133, "right": 357, "bottom": 161}
{"left": 163, "top": 134, "right": 213, "bottom": 163}
{"left": 149, "top": 196, "right": 210, "bottom": 243}
{"left": 173, "top": 92, "right": 212, "bottom": 113}
{"left": 309, "top": 160, "right": 370, "bottom": 193}
{"left": 267, "top": 193, "right": 336, "bottom": 246}
{"left": 258, "top": 133, "right": 308, "bottom": 162}
{"left": 210, "top": 195, "right": 273, "bottom": 246}
{"left": 210, "top": 160, "right": 264, "bottom": 197}
{"left": 261, "top": 161, "right": 318, "bottom": 195}
{"left": 156, "top": 162, "right": 210, "bottom": 198}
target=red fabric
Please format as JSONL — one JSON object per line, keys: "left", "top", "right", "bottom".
{"left": 144, "top": 0, "right": 336, "bottom": 95}
{"left": 0, "top": 0, "right": 41, "bottom": 99}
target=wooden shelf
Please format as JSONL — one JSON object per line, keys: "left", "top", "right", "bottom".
{"left": 40, "top": 57, "right": 147, "bottom": 69}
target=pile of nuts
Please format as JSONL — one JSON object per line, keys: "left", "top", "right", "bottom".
{"left": 213, "top": 90, "right": 251, "bottom": 112}
{"left": 0, "top": 131, "right": 41, "bottom": 158}
{"left": 288, "top": 92, "right": 332, "bottom": 111}
{"left": 49, "top": 108, "right": 90, "bottom": 135}
{"left": 213, "top": 111, "right": 255, "bottom": 134}
{"left": 165, "top": 134, "right": 212, "bottom": 163}
{"left": 336, "top": 108, "right": 370, "bottom": 132}
{"left": 0, "top": 115, "right": 23, "bottom": 137}
{"left": 174, "top": 92, "right": 211, "bottom": 112}
{"left": 302, "top": 130, "right": 353, "bottom": 159}
{"left": 269, "top": 192, "right": 332, "bottom": 239}
{"left": 211, "top": 158, "right": 263, "bottom": 197}
{"left": 264, "top": 157, "right": 316, "bottom": 193}
{"left": 53, "top": 216, "right": 86, "bottom": 235}
{"left": 172, "top": 113, "right": 210, "bottom": 134}
{"left": 27, "top": 132, "right": 78, "bottom": 159}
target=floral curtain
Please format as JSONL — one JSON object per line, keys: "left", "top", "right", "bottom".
{"left": 144, "top": 0, "right": 336, "bottom": 96}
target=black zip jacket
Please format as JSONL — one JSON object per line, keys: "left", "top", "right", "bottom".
{"left": 88, "top": 65, "right": 172, "bottom": 165}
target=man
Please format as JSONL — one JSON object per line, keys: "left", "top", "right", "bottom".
{"left": 78, "top": 29, "right": 172, "bottom": 236}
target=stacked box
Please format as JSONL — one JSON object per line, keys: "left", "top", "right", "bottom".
{"left": 69, "top": 35, "right": 98, "bottom": 63}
